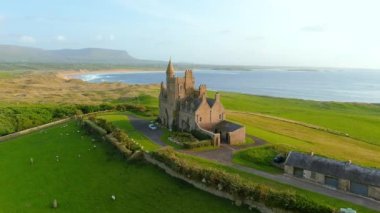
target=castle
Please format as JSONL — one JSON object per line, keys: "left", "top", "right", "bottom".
{"left": 158, "top": 59, "right": 245, "bottom": 146}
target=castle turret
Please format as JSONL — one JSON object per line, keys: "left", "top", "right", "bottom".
{"left": 166, "top": 58, "right": 175, "bottom": 80}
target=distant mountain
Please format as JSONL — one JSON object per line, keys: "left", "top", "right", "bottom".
{"left": 0, "top": 45, "right": 153, "bottom": 64}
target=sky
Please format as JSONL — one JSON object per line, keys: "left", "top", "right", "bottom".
{"left": 1, "top": 0, "right": 380, "bottom": 68}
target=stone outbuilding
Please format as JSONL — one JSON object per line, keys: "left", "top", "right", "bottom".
{"left": 284, "top": 151, "right": 380, "bottom": 200}
{"left": 158, "top": 59, "right": 245, "bottom": 145}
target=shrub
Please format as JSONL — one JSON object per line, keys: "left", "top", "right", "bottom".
{"left": 150, "top": 149, "right": 334, "bottom": 213}
{"left": 171, "top": 132, "right": 198, "bottom": 143}
{"left": 183, "top": 140, "right": 211, "bottom": 149}
{"left": 81, "top": 120, "right": 135, "bottom": 156}
{"left": 94, "top": 118, "right": 115, "bottom": 134}
{"left": 82, "top": 120, "right": 107, "bottom": 136}
{"left": 191, "top": 130, "right": 211, "bottom": 140}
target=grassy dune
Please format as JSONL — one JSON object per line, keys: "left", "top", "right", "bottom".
{"left": 0, "top": 121, "right": 250, "bottom": 213}
{"left": 0, "top": 72, "right": 159, "bottom": 105}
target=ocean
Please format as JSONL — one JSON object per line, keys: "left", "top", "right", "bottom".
{"left": 73, "top": 68, "right": 380, "bottom": 103}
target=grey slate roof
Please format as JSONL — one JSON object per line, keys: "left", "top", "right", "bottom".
{"left": 285, "top": 151, "right": 380, "bottom": 186}
{"left": 215, "top": 120, "right": 244, "bottom": 132}
{"left": 206, "top": 98, "right": 216, "bottom": 107}
{"left": 181, "top": 97, "right": 217, "bottom": 112}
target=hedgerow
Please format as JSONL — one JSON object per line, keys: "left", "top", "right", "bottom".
{"left": 0, "top": 103, "right": 156, "bottom": 136}
{"left": 151, "top": 148, "right": 335, "bottom": 213}
{"left": 80, "top": 117, "right": 145, "bottom": 157}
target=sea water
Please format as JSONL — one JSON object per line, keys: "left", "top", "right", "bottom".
{"left": 74, "top": 68, "right": 380, "bottom": 103}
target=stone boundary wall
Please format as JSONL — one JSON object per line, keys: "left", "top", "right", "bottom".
{"left": 0, "top": 118, "right": 71, "bottom": 142}
{"left": 0, "top": 110, "right": 115, "bottom": 143}
{"left": 195, "top": 122, "right": 220, "bottom": 146}
{"left": 144, "top": 153, "right": 290, "bottom": 213}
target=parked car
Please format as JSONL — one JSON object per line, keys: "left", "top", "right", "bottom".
{"left": 273, "top": 154, "right": 286, "bottom": 163}
{"left": 148, "top": 124, "right": 157, "bottom": 130}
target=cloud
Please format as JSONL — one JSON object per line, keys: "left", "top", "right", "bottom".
{"left": 95, "top": 34, "right": 103, "bottom": 41}
{"left": 118, "top": 0, "right": 200, "bottom": 27}
{"left": 219, "top": 29, "right": 231, "bottom": 34}
{"left": 95, "top": 34, "right": 115, "bottom": 41}
{"left": 246, "top": 35, "right": 265, "bottom": 41}
{"left": 0, "top": 15, "right": 5, "bottom": 27}
{"left": 19, "top": 35, "right": 36, "bottom": 44}
{"left": 55, "top": 35, "right": 66, "bottom": 41}
{"left": 300, "top": 25, "right": 325, "bottom": 32}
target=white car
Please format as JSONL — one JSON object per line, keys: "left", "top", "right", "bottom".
{"left": 148, "top": 124, "right": 157, "bottom": 130}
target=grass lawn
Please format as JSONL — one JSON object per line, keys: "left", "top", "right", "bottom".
{"left": 207, "top": 91, "right": 380, "bottom": 146}
{"left": 228, "top": 112, "right": 380, "bottom": 168}
{"left": 0, "top": 121, "right": 251, "bottom": 213}
{"left": 159, "top": 128, "right": 184, "bottom": 149}
{"left": 97, "top": 112, "right": 160, "bottom": 152}
{"left": 232, "top": 145, "right": 288, "bottom": 174}
{"left": 135, "top": 91, "right": 380, "bottom": 167}
{"left": 176, "top": 152, "right": 378, "bottom": 213}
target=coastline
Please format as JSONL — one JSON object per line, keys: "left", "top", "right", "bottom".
{"left": 57, "top": 69, "right": 159, "bottom": 80}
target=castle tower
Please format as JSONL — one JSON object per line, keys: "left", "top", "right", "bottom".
{"left": 184, "top": 69, "right": 195, "bottom": 95}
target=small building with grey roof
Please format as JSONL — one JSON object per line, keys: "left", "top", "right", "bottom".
{"left": 284, "top": 151, "right": 380, "bottom": 200}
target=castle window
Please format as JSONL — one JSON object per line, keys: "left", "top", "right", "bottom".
{"left": 199, "top": 117, "right": 202, "bottom": 122}
{"left": 219, "top": 114, "right": 222, "bottom": 120}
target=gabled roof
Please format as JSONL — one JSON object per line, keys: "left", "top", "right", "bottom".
{"left": 215, "top": 120, "right": 244, "bottom": 132}
{"left": 285, "top": 151, "right": 380, "bottom": 186}
{"left": 206, "top": 98, "right": 216, "bottom": 107}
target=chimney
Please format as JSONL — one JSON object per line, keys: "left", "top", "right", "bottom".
{"left": 215, "top": 92, "right": 220, "bottom": 102}
{"left": 199, "top": 84, "right": 207, "bottom": 97}
{"left": 185, "top": 69, "right": 193, "bottom": 78}
{"left": 202, "top": 93, "right": 207, "bottom": 102}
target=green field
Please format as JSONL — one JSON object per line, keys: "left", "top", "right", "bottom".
{"left": 97, "top": 112, "right": 160, "bottom": 151}
{"left": 228, "top": 112, "right": 380, "bottom": 168}
{"left": 210, "top": 91, "right": 380, "bottom": 146}
{"left": 189, "top": 91, "right": 380, "bottom": 168}
{"left": 134, "top": 90, "right": 380, "bottom": 168}
{"left": 232, "top": 145, "right": 287, "bottom": 174}
{"left": 0, "top": 121, "right": 250, "bottom": 213}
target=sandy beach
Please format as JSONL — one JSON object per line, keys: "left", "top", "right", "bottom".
{"left": 57, "top": 69, "right": 159, "bottom": 80}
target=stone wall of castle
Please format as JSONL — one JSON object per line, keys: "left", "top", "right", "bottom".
{"left": 159, "top": 59, "right": 245, "bottom": 145}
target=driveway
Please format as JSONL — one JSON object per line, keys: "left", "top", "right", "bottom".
{"left": 182, "top": 135, "right": 268, "bottom": 163}
{"left": 127, "top": 114, "right": 166, "bottom": 146}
